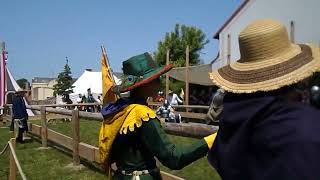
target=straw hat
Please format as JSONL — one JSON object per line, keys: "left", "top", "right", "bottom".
{"left": 209, "top": 19, "right": 320, "bottom": 93}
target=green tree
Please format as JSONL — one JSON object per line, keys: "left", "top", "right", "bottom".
{"left": 154, "top": 24, "right": 209, "bottom": 67}
{"left": 155, "top": 24, "right": 209, "bottom": 93}
{"left": 53, "top": 60, "right": 74, "bottom": 96}
{"left": 17, "top": 78, "right": 29, "bottom": 89}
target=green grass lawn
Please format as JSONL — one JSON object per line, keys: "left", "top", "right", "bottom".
{"left": 31, "top": 118, "right": 221, "bottom": 180}
{"left": 1, "top": 118, "right": 221, "bottom": 179}
{"left": 0, "top": 125, "right": 106, "bottom": 180}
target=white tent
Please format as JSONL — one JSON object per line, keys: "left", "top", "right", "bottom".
{"left": 1, "top": 42, "right": 33, "bottom": 115}
{"left": 6, "top": 68, "right": 34, "bottom": 116}
{"left": 68, "top": 70, "right": 121, "bottom": 103}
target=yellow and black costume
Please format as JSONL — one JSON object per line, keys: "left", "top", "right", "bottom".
{"left": 99, "top": 53, "right": 216, "bottom": 180}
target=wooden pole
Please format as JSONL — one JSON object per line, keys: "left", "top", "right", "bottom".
{"left": 290, "top": 21, "right": 295, "bottom": 43}
{"left": 41, "top": 106, "right": 47, "bottom": 148}
{"left": 166, "top": 49, "right": 170, "bottom": 99}
{"left": 9, "top": 138, "right": 16, "bottom": 180}
{"left": 72, "top": 109, "right": 80, "bottom": 166}
{"left": 227, "top": 34, "right": 231, "bottom": 64}
{"left": 185, "top": 46, "right": 190, "bottom": 111}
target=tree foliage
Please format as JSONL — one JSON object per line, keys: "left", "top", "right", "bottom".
{"left": 154, "top": 24, "right": 209, "bottom": 67}
{"left": 17, "top": 78, "right": 29, "bottom": 89}
{"left": 53, "top": 62, "right": 74, "bottom": 96}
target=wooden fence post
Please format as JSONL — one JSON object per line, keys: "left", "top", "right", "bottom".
{"left": 185, "top": 46, "right": 190, "bottom": 112}
{"left": 9, "top": 138, "right": 16, "bottom": 180}
{"left": 166, "top": 49, "right": 170, "bottom": 99}
{"left": 41, "top": 106, "right": 48, "bottom": 148}
{"left": 72, "top": 109, "right": 80, "bottom": 166}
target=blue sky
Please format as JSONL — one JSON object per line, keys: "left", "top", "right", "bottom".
{"left": 0, "top": 0, "right": 241, "bottom": 81}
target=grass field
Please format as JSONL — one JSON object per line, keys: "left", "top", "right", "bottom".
{"left": 0, "top": 118, "right": 221, "bottom": 179}
{"left": 0, "top": 126, "right": 106, "bottom": 179}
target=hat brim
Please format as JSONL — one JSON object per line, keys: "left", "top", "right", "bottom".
{"left": 120, "top": 64, "right": 173, "bottom": 93}
{"left": 209, "top": 44, "right": 320, "bottom": 93}
{"left": 15, "top": 89, "right": 27, "bottom": 93}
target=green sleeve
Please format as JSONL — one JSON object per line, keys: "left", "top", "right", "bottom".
{"left": 139, "top": 119, "right": 209, "bottom": 170}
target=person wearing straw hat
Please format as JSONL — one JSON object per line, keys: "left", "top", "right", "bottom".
{"left": 99, "top": 52, "right": 217, "bottom": 180}
{"left": 11, "top": 88, "right": 28, "bottom": 143}
{"left": 207, "top": 19, "right": 320, "bottom": 179}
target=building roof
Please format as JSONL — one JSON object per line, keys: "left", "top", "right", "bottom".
{"left": 32, "top": 77, "right": 56, "bottom": 83}
{"left": 32, "top": 77, "right": 78, "bottom": 84}
{"left": 213, "top": 0, "right": 250, "bottom": 39}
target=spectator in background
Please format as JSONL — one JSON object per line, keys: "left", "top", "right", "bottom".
{"left": 76, "top": 94, "right": 82, "bottom": 110}
{"left": 81, "top": 95, "right": 87, "bottom": 111}
{"left": 11, "top": 89, "right": 28, "bottom": 143}
{"left": 96, "top": 95, "right": 102, "bottom": 112}
{"left": 87, "top": 88, "right": 91, "bottom": 97}
{"left": 155, "top": 91, "right": 165, "bottom": 102}
{"left": 63, "top": 93, "right": 73, "bottom": 110}
{"left": 87, "top": 94, "right": 96, "bottom": 112}
{"left": 167, "top": 90, "right": 183, "bottom": 106}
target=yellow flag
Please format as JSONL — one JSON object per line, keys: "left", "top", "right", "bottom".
{"left": 180, "top": 88, "right": 185, "bottom": 99}
{"left": 101, "top": 48, "right": 117, "bottom": 105}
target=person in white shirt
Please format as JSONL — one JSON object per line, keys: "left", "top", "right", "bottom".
{"left": 96, "top": 95, "right": 102, "bottom": 112}
{"left": 76, "top": 94, "right": 82, "bottom": 110}
{"left": 167, "top": 90, "right": 183, "bottom": 106}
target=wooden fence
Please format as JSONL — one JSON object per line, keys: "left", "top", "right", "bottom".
{"left": 25, "top": 105, "right": 218, "bottom": 180}
{"left": 148, "top": 102, "right": 210, "bottom": 121}
{"left": 25, "top": 102, "right": 210, "bottom": 121}
{"left": 0, "top": 138, "right": 27, "bottom": 180}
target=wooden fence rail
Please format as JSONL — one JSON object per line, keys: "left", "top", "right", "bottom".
{"left": 1, "top": 138, "right": 27, "bottom": 180}
{"left": 148, "top": 103, "right": 210, "bottom": 110}
{"left": 24, "top": 103, "right": 209, "bottom": 110}
{"left": 8, "top": 102, "right": 210, "bottom": 121}
{"left": 27, "top": 106, "right": 217, "bottom": 138}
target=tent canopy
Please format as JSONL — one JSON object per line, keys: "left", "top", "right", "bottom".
{"left": 6, "top": 68, "right": 34, "bottom": 116}
{"left": 168, "top": 64, "right": 213, "bottom": 86}
{"left": 71, "top": 70, "right": 121, "bottom": 95}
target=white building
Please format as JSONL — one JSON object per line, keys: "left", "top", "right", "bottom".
{"left": 31, "top": 77, "right": 57, "bottom": 100}
{"left": 213, "top": 0, "right": 320, "bottom": 70}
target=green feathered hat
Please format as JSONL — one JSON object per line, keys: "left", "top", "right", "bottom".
{"left": 120, "top": 52, "right": 172, "bottom": 93}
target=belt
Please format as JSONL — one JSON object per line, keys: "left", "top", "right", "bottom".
{"left": 116, "top": 168, "right": 159, "bottom": 180}
{"left": 14, "top": 118, "right": 26, "bottom": 128}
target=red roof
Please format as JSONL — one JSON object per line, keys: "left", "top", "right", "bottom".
{"left": 213, "top": 0, "right": 250, "bottom": 39}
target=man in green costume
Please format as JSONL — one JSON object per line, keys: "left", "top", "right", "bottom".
{"left": 99, "top": 53, "right": 216, "bottom": 180}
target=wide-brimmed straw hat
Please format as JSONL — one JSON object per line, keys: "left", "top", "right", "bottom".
{"left": 120, "top": 52, "right": 172, "bottom": 93}
{"left": 209, "top": 19, "right": 320, "bottom": 93}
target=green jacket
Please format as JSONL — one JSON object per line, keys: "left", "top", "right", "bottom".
{"left": 111, "top": 119, "right": 208, "bottom": 180}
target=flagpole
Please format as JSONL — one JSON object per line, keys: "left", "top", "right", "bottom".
{"left": 100, "top": 45, "right": 116, "bottom": 85}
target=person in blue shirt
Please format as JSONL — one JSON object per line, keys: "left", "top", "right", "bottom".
{"left": 11, "top": 88, "right": 28, "bottom": 143}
